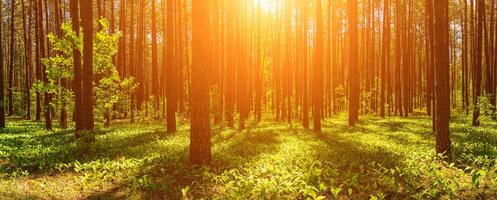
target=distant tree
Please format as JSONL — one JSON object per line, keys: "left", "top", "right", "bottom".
{"left": 166, "top": 0, "right": 177, "bottom": 132}
{"left": 70, "top": 0, "right": 82, "bottom": 135}
{"left": 314, "top": 0, "right": 324, "bottom": 132}
{"left": 460, "top": 0, "right": 469, "bottom": 115}
{"left": 34, "top": 0, "right": 41, "bottom": 121}
{"left": 236, "top": 0, "right": 248, "bottom": 129}
{"left": 348, "top": 0, "right": 359, "bottom": 126}
{"left": 190, "top": 0, "right": 211, "bottom": 165}
{"left": 381, "top": 0, "right": 391, "bottom": 118}
{"left": 129, "top": 0, "right": 135, "bottom": 121}
{"left": 21, "top": 0, "right": 32, "bottom": 120}
{"left": 0, "top": 0, "right": 5, "bottom": 128}
{"left": 117, "top": 0, "right": 126, "bottom": 78}
{"left": 301, "top": 0, "right": 309, "bottom": 129}
{"left": 425, "top": 0, "right": 434, "bottom": 117}
{"left": 225, "top": 0, "right": 235, "bottom": 127}
{"left": 151, "top": 0, "right": 159, "bottom": 116}
{"left": 35, "top": 0, "right": 51, "bottom": 129}
{"left": 135, "top": 0, "right": 145, "bottom": 111}
{"left": 473, "top": 0, "right": 483, "bottom": 127}
{"left": 8, "top": 0, "right": 15, "bottom": 116}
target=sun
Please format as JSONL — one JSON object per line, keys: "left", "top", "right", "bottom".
{"left": 253, "top": 0, "right": 272, "bottom": 14}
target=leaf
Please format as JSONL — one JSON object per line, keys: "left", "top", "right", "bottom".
{"left": 181, "top": 186, "right": 190, "bottom": 199}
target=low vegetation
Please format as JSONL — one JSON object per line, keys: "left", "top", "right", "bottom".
{"left": 1, "top": 113, "right": 497, "bottom": 199}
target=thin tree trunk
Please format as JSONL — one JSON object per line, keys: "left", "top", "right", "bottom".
{"left": 0, "top": 0, "right": 5, "bottom": 128}
{"left": 70, "top": 0, "right": 82, "bottom": 135}
{"left": 8, "top": 0, "right": 15, "bottom": 116}
{"left": 151, "top": 0, "right": 159, "bottom": 116}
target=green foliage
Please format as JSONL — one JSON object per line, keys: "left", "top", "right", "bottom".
{"left": 93, "top": 20, "right": 137, "bottom": 124}
{"left": 477, "top": 95, "right": 496, "bottom": 121}
{"left": 32, "top": 23, "right": 78, "bottom": 115}
{"left": 334, "top": 84, "right": 346, "bottom": 111}
{"left": 33, "top": 20, "right": 136, "bottom": 125}
{"left": 361, "top": 91, "right": 375, "bottom": 114}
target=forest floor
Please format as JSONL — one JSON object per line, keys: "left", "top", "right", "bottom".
{"left": 1, "top": 113, "right": 497, "bottom": 199}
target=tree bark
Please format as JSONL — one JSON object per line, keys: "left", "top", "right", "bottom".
{"left": 190, "top": 0, "right": 211, "bottom": 165}
{"left": 8, "top": 0, "right": 15, "bottom": 116}
{"left": 70, "top": 0, "right": 82, "bottom": 135}
{"left": 151, "top": 0, "right": 159, "bottom": 116}
{"left": 0, "top": 0, "right": 6, "bottom": 128}
{"left": 80, "top": 0, "right": 94, "bottom": 130}
{"left": 433, "top": 0, "right": 451, "bottom": 158}
{"left": 314, "top": 0, "right": 324, "bottom": 132}
{"left": 473, "top": 0, "right": 483, "bottom": 127}
{"left": 166, "top": 0, "right": 177, "bottom": 132}
{"left": 348, "top": 0, "right": 359, "bottom": 126}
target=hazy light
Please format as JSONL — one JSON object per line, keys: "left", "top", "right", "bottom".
{"left": 253, "top": 0, "right": 272, "bottom": 13}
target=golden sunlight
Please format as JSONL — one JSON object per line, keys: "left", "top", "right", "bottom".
{"left": 253, "top": 0, "right": 272, "bottom": 13}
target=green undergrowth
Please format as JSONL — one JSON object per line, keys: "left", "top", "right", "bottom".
{"left": 1, "top": 113, "right": 497, "bottom": 199}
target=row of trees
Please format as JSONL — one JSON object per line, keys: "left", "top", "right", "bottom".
{"left": 0, "top": 0, "right": 489, "bottom": 163}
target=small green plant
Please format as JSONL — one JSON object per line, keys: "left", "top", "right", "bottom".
{"left": 330, "top": 184, "right": 343, "bottom": 199}
{"left": 370, "top": 192, "right": 386, "bottom": 200}
{"left": 477, "top": 95, "right": 496, "bottom": 121}
{"left": 181, "top": 186, "right": 190, "bottom": 200}
{"left": 32, "top": 23, "right": 78, "bottom": 124}
{"left": 93, "top": 19, "right": 137, "bottom": 126}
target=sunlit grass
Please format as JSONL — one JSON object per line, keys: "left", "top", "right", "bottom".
{"left": 1, "top": 113, "right": 497, "bottom": 199}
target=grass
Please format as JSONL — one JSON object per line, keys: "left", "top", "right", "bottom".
{"left": 1, "top": 113, "right": 497, "bottom": 199}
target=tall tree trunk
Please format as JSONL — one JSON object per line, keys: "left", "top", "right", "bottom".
{"left": 80, "top": 0, "right": 94, "bottom": 130}
{"left": 130, "top": 0, "right": 135, "bottom": 122}
{"left": 0, "top": 0, "right": 5, "bottom": 128}
{"left": 36, "top": 0, "right": 51, "bottom": 129}
{"left": 34, "top": 0, "right": 41, "bottom": 121}
{"left": 348, "top": 0, "right": 359, "bottom": 126}
{"left": 433, "top": 0, "right": 451, "bottom": 158}
{"left": 302, "top": 0, "right": 309, "bottom": 128}
{"left": 70, "top": 0, "right": 82, "bottom": 136}
{"left": 21, "top": 0, "right": 32, "bottom": 120}
{"left": 460, "top": 0, "right": 469, "bottom": 114}
{"left": 225, "top": 0, "right": 236, "bottom": 127}
{"left": 151, "top": 0, "right": 159, "bottom": 116}
{"left": 473, "top": 0, "right": 483, "bottom": 127}
{"left": 117, "top": 0, "right": 126, "bottom": 78}
{"left": 8, "top": 0, "right": 15, "bottom": 116}
{"left": 135, "top": 0, "right": 145, "bottom": 111}
{"left": 166, "top": 0, "right": 177, "bottom": 132}
{"left": 314, "top": 0, "right": 324, "bottom": 132}
{"left": 190, "top": 0, "right": 211, "bottom": 165}
{"left": 54, "top": 0, "right": 67, "bottom": 129}
{"left": 381, "top": 0, "right": 390, "bottom": 118}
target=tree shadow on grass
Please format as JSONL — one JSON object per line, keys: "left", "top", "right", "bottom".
{"left": 129, "top": 125, "right": 284, "bottom": 199}
{"left": 310, "top": 130, "right": 403, "bottom": 168}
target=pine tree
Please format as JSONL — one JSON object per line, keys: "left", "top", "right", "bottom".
{"left": 348, "top": 0, "right": 359, "bottom": 126}
{"left": 433, "top": 0, "right": 451, "bottom": 157}
{"left": 190, "top": 0, "right": 211, "bottom": 165}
